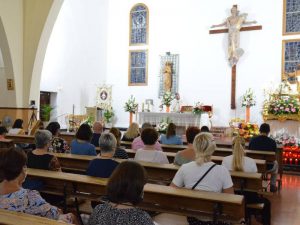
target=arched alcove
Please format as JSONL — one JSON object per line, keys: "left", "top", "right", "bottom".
{"left": 0, "top": 17, "right": 16, "bottom": 106}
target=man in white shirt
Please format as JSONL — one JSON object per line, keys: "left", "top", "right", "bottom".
{"left": 171, "top": 93, "right": 182, "bottom": 113}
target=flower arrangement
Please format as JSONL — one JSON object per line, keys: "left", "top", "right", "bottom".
{"left": 192, "top": 102, "right": 204, "bottom": 115}
{"left": 241, "top": 88, "right": 256, "bottom": 107}
{"left": 268, "top": 96, "right": 299, "bottom": 115}
{"left": 156, "top": 117, "right": 172, "bottom": 133}
{"left": 103, "top": 108, "right": 114, "bottom": 123}
{"left": 237, "top": 122, "right": 259, "bottom": 140}
{"left": 124, "top": 95, "right": 138, "bottom": 113}
{"left": 161, "top": 91, "right": 174, "bottom": 106}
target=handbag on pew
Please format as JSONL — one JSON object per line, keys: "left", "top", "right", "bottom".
{"left": 187, "top": 163, "right": 232, "bottom": 225}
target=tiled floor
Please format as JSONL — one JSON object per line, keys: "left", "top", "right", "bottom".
{"left": 154, "top": 174, "right": 300, "bottom": 225}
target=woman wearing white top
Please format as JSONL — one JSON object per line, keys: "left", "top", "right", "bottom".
{"left": 171, "top": 133, "right": 234, "bottom": 225}
{"left": 222, "top": 136, "right": 257, "bottom": 173}
{"left": 134, "top": 128, "right": 169, "bottom": 164}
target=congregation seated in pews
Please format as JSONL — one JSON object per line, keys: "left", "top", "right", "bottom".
{"left": 1, "top": 121, "right": 281, "bottom": 224}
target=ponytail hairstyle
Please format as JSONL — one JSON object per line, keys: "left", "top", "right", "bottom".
{"left": 193, "top": 133, "right": 216, "bottom": 165}
{"left": 232, "top": 136, "right": 246, "bottom": 171}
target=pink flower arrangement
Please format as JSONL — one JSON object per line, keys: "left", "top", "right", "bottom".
{"left": 268, "top": 97, "right": 299, "bottom": 115}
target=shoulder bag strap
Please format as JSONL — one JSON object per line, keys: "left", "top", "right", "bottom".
{"left": 192, "top": 163, "right": 217, "bottom": 190}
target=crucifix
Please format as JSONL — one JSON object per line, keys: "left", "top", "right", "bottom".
{"left": 209, "top": 5, "right": 262, "bottom": 109}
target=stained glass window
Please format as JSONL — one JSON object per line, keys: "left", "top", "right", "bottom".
{"left": 284, "top": 0, "right": 300, "bottom": 34}
{"left": 130, "top": 4, "right": 148, "bottom": 45}
{"left": 282, "top": 39, "right": 300, "bottom": 80}
{"left": 129, "top": 50, "right": 148, "bottom": 85}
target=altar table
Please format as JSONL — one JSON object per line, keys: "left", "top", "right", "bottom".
{"left": 138, "top": 112, "right": 203, "bottom": 127}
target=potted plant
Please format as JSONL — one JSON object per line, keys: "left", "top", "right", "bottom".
{"left": 241, "top": 88, "right": 256, "bottom": 123}
{"left": 103, "top": 108, "right": 114, "bottom": 127}
{"left": 40, "top": 104, "right": 54, "bottom": 121}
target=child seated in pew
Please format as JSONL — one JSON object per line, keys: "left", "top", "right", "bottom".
{"left": 160, "top": 123, "right": 183, "bottom": 145}
{"left": 134, "top": 128, "right": 169, "bottom": 164}
{"left": 174, "top": 126, "right": 200, "bottom": 166}
{"left": 171, "top": 133, "right": 234, "bottom": 225}
{"left": 0, "top": 147, "right": 78, "bottom": 224}
{"left": 71, "top": 124, "right": 97, "bottom": 156}
{"left": 86, "top": 133, "right": 119, "bottom": 178}
{"left": 109, "top": 127, "right": 129, "bottom": 159}
{"left": 222, "top": 136, "right": 271, "bottom": 225}
{"left": 88, "top": 161, "right": 154, "bottom": 225}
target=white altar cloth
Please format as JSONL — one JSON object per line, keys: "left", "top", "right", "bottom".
{"left": 138, "top": 112, "right": 210, "bottom": 128}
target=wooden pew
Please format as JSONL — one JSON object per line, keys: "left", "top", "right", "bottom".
{"left": 53, "top": 153, "right": 263, "bottom": 192}
{"left": 26, "top": 168, "right": 245, "bottom": 223}
{"left": 125, "top": 149, "right": 266, "bottom": 173}
{"left": 0, "top": 209, "right": 68, "bottom": 225}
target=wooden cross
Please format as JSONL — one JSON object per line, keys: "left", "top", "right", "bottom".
{"left": 209, "top": 25, "right": 262, "bottom": 109}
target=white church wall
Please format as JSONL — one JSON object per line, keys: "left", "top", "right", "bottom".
{"left": 41, "top": 0, "right": 286, "bottom": 128}
{"left": 41, "top": 0, "right": 109, "bottom": 125}
{"left": 106, "top": 0, "right": 283, "bottom": 127}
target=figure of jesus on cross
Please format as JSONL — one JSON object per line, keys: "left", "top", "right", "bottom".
{"left": 210, "top": 5, "right": 262, "bottom": 109}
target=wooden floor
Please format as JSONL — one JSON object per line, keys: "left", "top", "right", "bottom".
{"left": 154, "top": 174, "right": 300, "bottom": 225}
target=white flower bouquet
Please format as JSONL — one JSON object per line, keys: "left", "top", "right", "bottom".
{"left": 161, "top": 91, "right": 174, "bottom": 106}
{"left": 124, "top": 95, "right": 138, "bottom": 113}
{"left": 242, "top": 88, "right": 256, "bottom": 107}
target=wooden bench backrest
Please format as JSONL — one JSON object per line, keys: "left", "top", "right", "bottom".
{"left": 26, "top": 168, "right": 244, "bottom": 222}
{"left": 52, "top": 153, "right": 262, "bottom": 192}
{"left": 0, "top": 209, "right": 68, "bottom": 225}
{"left": 125, "top": 149, "right": 266, "bottom": 173}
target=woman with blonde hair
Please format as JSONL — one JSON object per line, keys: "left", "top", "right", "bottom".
{"left": 222, "top": 136, "right": 257, "bottom": 172}
{"left": 223, "top": 136, "right": 270, "bottom": 225}
{"left": 171, "top": 133, "right": 233, "bottom": 225}
{"left": 121, "top": 122, "right": 140, "bottom": 142}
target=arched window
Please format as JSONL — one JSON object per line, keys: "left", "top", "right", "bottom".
{"left": 130, "top": 3, "right": 149, "bottom": 45}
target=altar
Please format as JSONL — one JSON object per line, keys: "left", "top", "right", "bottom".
{"left": 138, "top": 112, "right": 210, "bottom": 128}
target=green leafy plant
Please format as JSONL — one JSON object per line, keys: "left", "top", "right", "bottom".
{"left": 104, "top": 108, "right": 114, "bottom": 123}
{"left": 193, "top": 102, "right": 204, "bottom": 115}
{"left": 40, "top": 104, "right": 54, "bottom": 121}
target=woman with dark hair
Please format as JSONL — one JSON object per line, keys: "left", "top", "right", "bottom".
{"left": 160, "top": 123, "right": 183, "bottom": 145}
{"left": 46, "top": 122, "right": 69, "bottom": 153}
{"left": 88, "top": 161, "right": 154, "bottom": 225}
{"left": 71, "top": 124, "right": 96, "bottom": 156}
{"left": 8, "top": 119, "right": 25, "bottom": 135}
{"left": 109, "top": 127, "right": 128, "bottom": 159}
{"left": 174, "top": 126, "right": 201, "bottom": 166}
{"left": 0, "top": 147, "right": 77, "bottom": 224}
{"left": 134, "top": 128, "right": 169, "bottom": 164}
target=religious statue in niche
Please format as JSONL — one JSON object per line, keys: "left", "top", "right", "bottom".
{"left": 158, "top": 52, "right": 179, "bottom": 97}
{"left": 163, "top": 62, "right": 173, "bottom": 92}
{"left": 211, "top": 5, "right": 257, "bottom": 66}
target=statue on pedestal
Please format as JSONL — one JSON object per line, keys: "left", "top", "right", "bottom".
{"left": 163, "top": 62, "right": 173, "bottom": 92}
